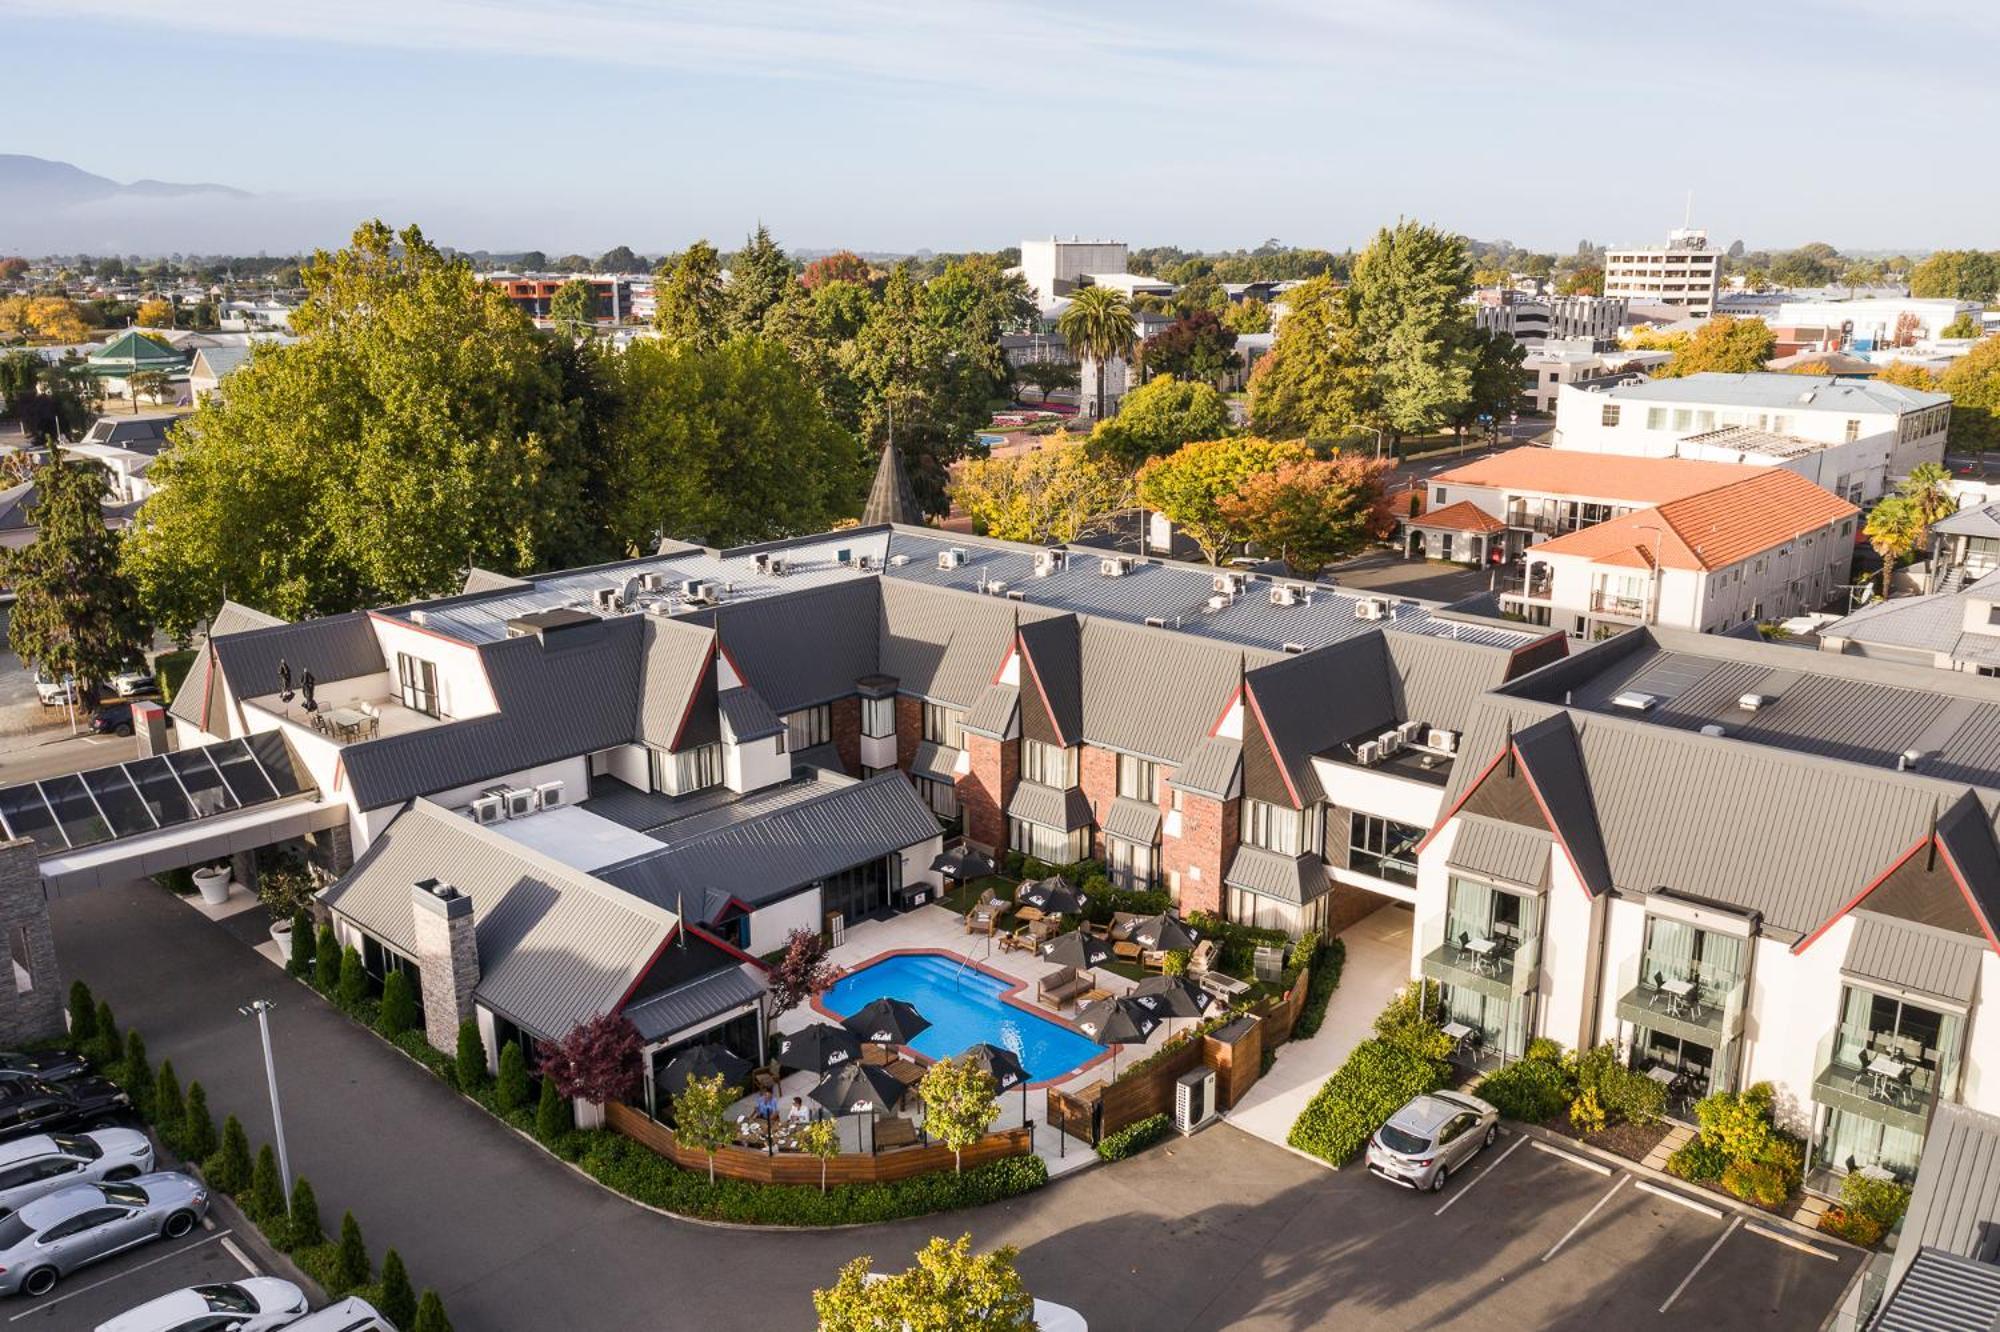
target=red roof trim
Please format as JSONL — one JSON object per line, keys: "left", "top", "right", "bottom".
{"left": 1414, "top": 740, "right": 1592, "bottom": 900}
{"left": 611, "top": 922, "right": 770, "bottom": 1018}
{"left": 1928, "top": 838, "right": 2000, "bottom": 957}
{"left": 1791, "top": 833, "right": 1931, "bottom": 955}
{"left": 667, "top": 641, "right": 719, "bottom": 752}
{"left": 1241, "top": 681, "right": 1303, "bottom": 808}
{"left": 1205, "top": 685, "right": 1241, "bottom": 741}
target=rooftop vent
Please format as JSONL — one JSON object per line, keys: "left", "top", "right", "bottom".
{"left": 415, "top": 877, "right": 460, "bottom": 901}
{"left": 835, "top": 548, "right": 852, "bottom": 565}
{"left": 1205, "top": 594, "right": 1229, "bottom": 612}
{"left": 938, "top": 547, "right": 967, "bottom": 570}
{"left": 1144, "top": 616, "right": 1168, "bottom": 628}
{"left": 1699, "top": 723, "right": 1727, "bottom": 737}
{"left": 889, "top": 554, "right": 910, "bottom": 567}
{"left": 1898, "top": 749, "right": 1924, "bottom": 771}
{"left": 1281, "top": 642, "right": 1307, "bottom": 654}
{"left": 1611, "top": 690, "right": 1661, "bottom": 712}
{"left": 1738, "top": 693, "right": 1775, "bottom": 711}
{"left": 1005, "top": 589, "right": 1026, "bottom": 601}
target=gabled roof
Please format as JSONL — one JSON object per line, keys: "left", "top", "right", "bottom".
{"left": 1170, "top": 736, "right": 1242, "bottom": 799}
{"left": 717, "top": 686, "right": 783, "bottom": 742}
{"left": 1529, "top": 469, "right": 1856, "bottom": 573}
{"left": 1430, "top": 449, "right": 1760, "bottom": 507}
{"left": 1843, "top": 911, "right": 1984, "bottom": 1007}
{"left": 1408, "top": 500, "right": 1505, "bottom": 535}
{"left": 462, "top": 567, "right": 532, "bottom": 596}
{"left": 168, "top": 600, "right": 286, "bottom": 733}
{"left": 1892, "top": 1103, "right": 2000, "bottom": 1287}
{"left": 1508, "top": 713, "right": 1612, "bottom": 894}
{"left": 1016, "top": 614, "right": 1082, "bottom": 745}
{"left": 961, "top": 684, "right": 1019, "bottom": 740}
{"left": 211, "top": 612, "right": 385, "bottom": 698}
{"left": 862, "top": 445, "right": 922, "bottom": 527}
{"left": 623, "top": 964, "right": 765, "bottom": 1043}
{"left": 1225, "top": 846, "right": 1330, "bottom": 904}
{"left": 878, "top": 579, "right": 1026, "bottom": 709}
{"left": 635, "top": 617, "right": 715, "bottom": 750}
{"left": 691, "top": 578, "right": 881, "bottom": 714}
{"left": 1078, "top": 619, "right": 1254, "bottom": 765}
{"left": 1444, "top": 814, "right": 1552, "bottom": 888}
{"left": 1245, "top": 637, "right": 1397, "bottom": 807}
{"left": 1007, "top": 780, "right": 1093, "bottom": 831}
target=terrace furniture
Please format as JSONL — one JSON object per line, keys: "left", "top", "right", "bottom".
{"left": 861, "top": 1045, "right": 897, "bottom": 1067}
{"left": 886, "top": 1058, "right": 927, "bottom": 1089}
{"left": 1253, "top": 945, "right": 1286, "bottom": 983}
{"left": 998, "top": 928, "right": 1033, "bottom": 953}
{"left": 1187, "top": 939, "right": 1220, "bottom": 976}
{"left": 1113, "top": 941, "right": 1143, "bottom": 963}
{"left": 750, "top": 1066, "right": 780, "bottom": 1093}
{"left": 1866, "top": 1054, "right": 1908, "bottom": 1100}
{"left": 1441, "top": 1020, "right": 1475, "bottom": 1060}
{"left": 1079, "top": 987, "right": 1113, "bottom": 1006}
{"left": 1141, "top": 950, "right": 1170, "bottom": 973}
{"left": 1856, "top": 1163, "right": 1896, "bottom": 1183}
{"left": 873, "top": 1115, "right": 920, "bottom": 1151}
{"left": 1014, "top": 904, "right": 1046, "bottom": 923}
{"left": 1038, "top": 965, "right": 1090, "bottom": 1008}
{"left": 965, "top": 904, "right": 1001, "bottom": 935}
{"left": 1199, "top": 971, "right": 1252, "bottom": 1001}
{"left": 1659, "top": 977, "right": 1696, "bottom": 1017}
{"left": 1645, "top": 1065, "right": 1677, "bottom": 1086}
{"left": 1464, "top": 936, "right": 1499, "bottom": 975}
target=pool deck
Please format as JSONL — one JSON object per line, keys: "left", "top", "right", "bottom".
{"left": 755, "top": 901, "right": 1175, "bottom": 1178}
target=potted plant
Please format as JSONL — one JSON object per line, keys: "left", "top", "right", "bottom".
{"left": 257, "top": 852, "right": 320, "bottom": 949}
{"left": 191, "top": 862, "right": 233, "bottom": 905}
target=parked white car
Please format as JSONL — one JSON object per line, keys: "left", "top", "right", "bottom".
{"left": 0, "top": 1130, "right": 154, "bottom": 1217}
{"left": 108, "top": 669, "right": 158, "bottom": 698}
{"left": 272, "top": 1296, "right": 399, "bottom": 1331}
{"left": 31, "top": 672, "right": 73, "bottom": 707}
{"left": 97, "top": 1278, "right": 308, "bottom": 1332}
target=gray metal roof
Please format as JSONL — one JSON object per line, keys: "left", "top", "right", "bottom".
{"left": 461, "top": 568, "right": 531, "bottom": 596}
{"left": 636, "top": 617, "right": 714, "bottom": 749}
{"left": 1893, "top": 1103, "right": 2000, "bottom": 1289}
{"left": 716, "top": 687, "right": 782, "bottom": 742}
{"left": 1445, "top": 814, "right": 1552, "bottom": 888}
{"left": 695, "top": 578, "right": 882, "bottom": 713}
{"left": 1874, "top": 1247, "right": 2000, "bottom": 1332}
{"left": 908, "top": 742, "right": 960, "bottom": 782}
{"left": 623, "top": 965, "right": 765, "bottom": 1044}
{"left": 320, "top": 799, "right": 675, "bottom": 1039}
{"left": 1079, "top": 619, "right": 1258, "bottom": 765}
{"left": 1103, "top": 796, "right": 1162, "bottom": 845}
{"left": 1843, "top": 911, "right": 1983, "bottom": 1006}
{"left": 1224, "top": 846, "right": 1330, "bottom": 904}
{"left": 1006, "top": 780, "right": 1092, "bottom": 832}
{"left": 1820, "top": 592, "right": 1976, "bottom": 659}
{"left": 961, "top": 684, "right": 1019, "bottom": 740}
{"left": 170, "top": 601, "right": 290, "bottom": 731}
{"left": 595, "top": 772, "right": 940, "bottom": 910}
{"left": 1594, "top": 371, "right": 1947, "bottom": 413}
{"left": 877, "top": 578, "right": 1025, "bottom": 708}
{"left": 1170, "top": 737, "right": 1242, "bottom": 799}
{"left": 1246, "top": 637, "right": 1395, "bottom": 806}
{"left": 1937, "top": 503, "right": 2000, "bottom": 541}
{"left": 211, "top": 611, "right": 385, "bottom": 698}
{"left": 791, "top": 742, "right": 847, "bottom": 775}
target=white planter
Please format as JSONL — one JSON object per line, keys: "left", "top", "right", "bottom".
{"left": 192, "top": 866, "right": 233, "bottom": 906}
{"left": 270, "top": 919, "right": 293, "bottom": 952}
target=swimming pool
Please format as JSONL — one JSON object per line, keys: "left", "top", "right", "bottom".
{"left": 818, "top": 952, "right": 1106, "bottom": 1083}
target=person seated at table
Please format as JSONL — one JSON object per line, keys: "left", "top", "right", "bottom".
{"left": 753, "top": 1088, "right": 780, "bottom": 1123}
{"left": 786, "top": 1096, "right": 811, "bottom": 1125}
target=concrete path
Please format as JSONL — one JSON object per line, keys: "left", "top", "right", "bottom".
{"left": 1227, "top": 904, "right": 1414, "bottom": 1150}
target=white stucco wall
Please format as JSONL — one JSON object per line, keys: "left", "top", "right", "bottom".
{"left": 726, "top": 734, "right": 790, "bottom": 794}
{"left": 1740, "top": 925, "right": 1853, "bottom": 1135}
{"left": 367, "top": 616, "right": 499, "bottom": 720}
{"left": 748, "top": 887, "right": 823, "bottom": 955}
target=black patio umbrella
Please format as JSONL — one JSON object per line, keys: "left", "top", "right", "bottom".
{"left": 1016, "top": 875, "right": 1088, "bottom": 917}
{"left": 657, "top": 1044, "right": 753, "bottom": 1098}
{"left": 1127, "top": 974, "right": 1216, "bottom": 1034}
{"left": 1074, "top": 995, "right": 1164, "bottom": 1078}
{"left": 931, "top": 845, "right": 996, "bottom": 882}
{"left": 812, "top": 1061, "right": 910, "bottom": 1150}
{"left": 277, "top": 659, "right": 293, "bottom": 703}
{"left": 300, "top": 668, "right": 317, "bottom": 713}
{"left": 775, "top": 1023, "right": 863, "bottom": 1076}
{"left": 1123, "top": 911, "right": 1201, "bottom": 954}
{"left": 1038, "top": 928, "right": 1111, "bottom": 972}
{"left": 962, "top": 1042, "right": 1032, "bottom": 1132}
{"left": 842, "top": 997, "right": 931, "bottom": 1047}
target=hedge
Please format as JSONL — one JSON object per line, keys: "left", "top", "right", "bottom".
{"left": 1287, "top": 1038, "right": 1450, "bottom": 1165}
{"left": 1290, "top": 938, "right": 1346, "bottom": 1041}
{"left": 1096, "top": 1114, "right": 1171, "bottom": 1163}
{"left": 1478, "top": 1055, "right": 1573, "bottom": 1123}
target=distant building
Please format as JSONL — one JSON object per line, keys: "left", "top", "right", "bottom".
{"left": 1516, "top": 341, "right": 1671, "bottom": 413}
{"left": 483, "top": 273, "right": 650, "bottom": 323}
{"left": 1018, "top": 238, "right": 1129, "bottom": 309}
{"left": 1474, "top": 291, "right": 1626, "bottom": 350}
{"left": 1771, "top": 297, "right": 1979, "bottom": 357}
{"left": 1603, "top": 229, "right": 1724, "bottom": 319}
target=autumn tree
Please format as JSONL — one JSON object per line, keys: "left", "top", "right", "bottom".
{"left": 1875, "top": 361, "right": 1942, "bottom": 392}
{"left": 1222, "top": 299, "right": 1271, "bottom": 334}
{"left": 802, "top": 250, "right": 872, "bottom": 290}
{"left": 1654, "top": 316, "right": 1775, "bottom": 378}
{"left": 1087, "top": 376, "right": 1231, "bottom": 470}
{"left": 953, "top": 438, "right": 1133, "bottom": 545}
{"left": 2, "top": 448, "right": 148, "bottom": 696}
{"left": 768, "top": 928, "right": 838, "bottom": 1017}
{"left": 1943, "top": 336, "right": 2000, "bottom": 453}
{"left": 0, "top": 257, "right": 27, "bottom": 281}
{"left": 1942, "top": 313, "right": 1983, "bottom": 340}
{"left": 1909, "top": 250, "right": 2000, "bottom": 304}
{"left": 814, "top": 1235, "right": 1036, "bottom": 1332}
{"left": 135, "top": 298, "right": 174, "bottom": 328}
{"left": 1219, "top": 455, "right": 1395, "bottom": 575}
{"left": 540, "top": 1012, "right": 642, "bottom": 1108}
{"left": 1138, "top": 309, "right": 1239, "bottom": 385}
{"left": 671, "top": 1072, "right": 733, "bottom": 1184}
{"left": 1136, "top": 436, "right": 1309, "bottom": 564}
{"left": 1556, "top": 265, "right": 1603, "bottom": 297}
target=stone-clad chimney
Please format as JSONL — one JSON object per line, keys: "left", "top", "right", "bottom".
{"left": 0, "top": 838, "right": 63, "bottom": 1046}
{"left": 411, "top": 878, "right": 479, "bottom": 1054}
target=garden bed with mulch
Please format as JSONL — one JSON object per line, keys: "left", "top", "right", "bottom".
{"left": 1540, "top": 1114, "right": 1672, "bottom": 1164}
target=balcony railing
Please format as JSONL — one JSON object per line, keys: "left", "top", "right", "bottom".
{"left": 1419, "top": 912, "right": 1541, "bottom": 1003}
{"left": 1590, "top": 591, "right": 1647, "bottom": 618}
{"left": 1614, "top": 952, "right": 1747, "bottom": 1049}
{"left": 1812, "top": 1027, "right": 1943, "bottom": 1138}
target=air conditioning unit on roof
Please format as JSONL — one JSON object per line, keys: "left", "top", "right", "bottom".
{"left": 1355, "top": 740, "right": 1381, "bottom": 766}
{"left": 1354, "top": 597, "right": 1389, "bottom": 621}
{"left": 1033, "top": 551, "right": 1058, "bottom": 577}
{"left": 535, "top": 780, "right": 565, "bottom": 810}
{"left": 503, "top": 787, "right": 536, "bottom": 819}
{"left": 1270, "top": 584, "right": 1301, "bottom": 607}
{"left": 469, "top": 794, "right": 504, "bottom": 825}
{"left": 1426, "top": 728, "right": 1459, "bottom": 754}
{"left": 938, "top": 548, "right": 966, "bottom": 570}
{"left": 1099, "top": 557, "right": 1129, "bottom": 578}
{"left": 640, "top": 572, "right": 666, "bottom": 592}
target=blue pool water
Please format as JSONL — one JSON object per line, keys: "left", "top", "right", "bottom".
{"left": 819, "top": 953, "right": 1105, "bottom": 1082}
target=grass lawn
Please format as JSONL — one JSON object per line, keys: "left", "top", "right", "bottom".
{"left": 936, "top": 874, "right": 1015, "bottom": 916}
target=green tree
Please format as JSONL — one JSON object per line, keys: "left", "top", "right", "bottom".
{"left": 1770, "top": 245, "right": 1841, "bottom": 288}
{"left": 535, "top": 1074, "right": 571, "bottom": 1142}
{"left": 1058, "top": 285, "right": 1137, "bottom": 422}
{"left": 413, "top": 1289, "right": 453, "bottom": 1332}
{"left": 800, "top": 1117, "right": 841, "bottom": 1193}
{"left": 950, "top": 440, "right": 1132, "bottom": 545}
{"left": 1087, "top": 376, "right": 1232, "bottom": 469}
{"left": 671, "top": 1071, "right": 734, "bottom": 1184}
{"left": 376, "top": 970, "right": 417, "bottom": 1037}
{"left": 611, "top": 336, "right": 863, "bottom": 547}
{"left": 122, "top": 1031, "right": 153, "bottom": 1118}
{"left": 1218, "top": 455, "right": 1395, "bottom": 576}
{"left": 1943, "top": 337, "right": 2000, "bottom": 453}
{"left": 813, "top": 1235, "right": 1036, "bottom": 1332}
{"left": 548, "top": 278, "right": 596, "bottom": 337}
{"left": 1136, "top": 436, "right": 1310, "bottom": 564}
{"left": 651, "top": 239, "right": 726, "bottom": 348}
{"left": 1909, "top": 250, "right": 2000, "bottom": 303}
{"left": 1346, "top": 220, "right": 1478, "bottom": 440}
{"left": 286, "top": 1176, "right": 324, "bottom": 1249}
{"left": 1655, "top": 316, "right": 1776, "bottom": 378}
{"left": 1448, "top": 327, "right": 1528, "bottom": 438}
{"left": 181, "top": 1081, "right": 217, "bottom": 1162}
{"left": 1222, "top": 299, "right": 1272, "bottom": 334}
{"left": 123, "top": 221, "right": 614, "bottom": 640}
{"left": 287, "top": 908, "right": 315, "bottom": 976}
{"left": 496, "top": 1042, "right": 530, "bottom": 1113}
{"left": 331, "top": 1212, "right": 370, "bottom": 1291}
{"left": 1866, "top": 496, "right": 1924, "bottom": 600}
{"left": 1900, "top": 461, "right": 1958, "bottom": 534}
{"left": 1138, "top": 309, "right": 1240, "bottom": 386}
{"left": 597, "top": 245, "right": 642, "bottom": 273}
{"left": 248, "top": 1144, "right": 285, "bottom": 1225}
{"left": 2, "top": 448, "right": 148, "bottom": 698}
{"left": 916, "top": 1057, "right": 999, "bottom": 1173}
{"left": 723, "top": 225, "right": 796, "bottom": 337}
{"left": 1246, "top": 275, "right": 1368, "bottom": 442}
{"left": 66, "top": 981, "right": 95, "bottom": 1046}
{"left": 454, "top": 1017, "right": 487, "bottom": 1092}
{"left": 313, "top": 925, "right": 340, "bottom": 993}
{"left": 378, "top": 1250, "right": 418, "bottom": 1328}
{"left": 1015, "top": 359, "right": 1078, "bottom": 405}
{"left": 923, "top": 256, "right": 1034, "bottom": 390}
{"left": 93, "top": 1001, "right": 118, "bottom": 1063}
{"left": 208, "top": 1115, "right": 252, "bottom": 1193}
{"left": 337, "top": 945, "right": 370, "bottom": 1010}
{"left": 1942, "top": 313, "right": 1983, "bottom": 340}
{"left": 153, "top": 1061, "right": 183, "bottom": 1144}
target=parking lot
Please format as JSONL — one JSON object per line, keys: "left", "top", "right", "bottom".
{"left": 1341, "top": 1131, "right": 1860, "bottom": 1330}
{"left": 2, "top": 1210, "right": 287, "bottom": 1328}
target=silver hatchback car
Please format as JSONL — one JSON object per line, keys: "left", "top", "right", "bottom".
{"left": 0, "top": 1173, "right": 209, "bottom": 1297}
{"left": 1365, "top": 1090, "right": 1500, "bottom": 1192}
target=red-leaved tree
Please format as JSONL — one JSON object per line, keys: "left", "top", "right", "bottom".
{"left": 1217, "top": 455, "right": 1397, "bottom": 577}
{"left": 540, "top": 1012, "right": 642, "bottom": 1106}
{"left": 769, "top": 928, "right": 838, "bottom": 1017}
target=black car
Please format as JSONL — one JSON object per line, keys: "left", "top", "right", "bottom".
{"left": 0, "top": 1077, "right": 131, "bottom": 1143}
{"left": 0, "top": 1050, "right": 89, "bottom": 1084}
{"left": 89, "top": 704, "right": 136, "bottom": 737}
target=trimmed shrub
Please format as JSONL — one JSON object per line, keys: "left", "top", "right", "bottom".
{"left": 92, "top": 1000, "right": 119, "bottom": 1064}
{"left": 1569, "top": 1087, "right": 1607, "bottom": 1135}
{"left": 1721, "top": 1158, "right": 1791, "bottom": 1207}
{"left": 181, "top": 1082, "right": 217, "bottom": 1162}
{"left": 66, "top": 981, "right": 96, "bottom": 1045}
{"left": 496, "top": 1043, "right": 530, "bottom": 1114}
{"left": 535, "top": 1077, "right": 570, "bottom": 1142}
{"left": 152, "top": 1061, "right": 183, "bottom": 1143}
{"left": 1480, "top": 1057, "right": 1573, "bottom": 1123}
{"left": 1162, "top": 949, "right": 1189, "bottom": 977}
{"left": 314, "top": 925, "right": 340, "bottom": 992}
{"left": 330, "top": 1212, "right": 370, "bottom": 1292}
{"left": 288, "top": 908, "right": 315, "bottom": 976}
{"left": 1819, "top": 1205, "right": 1886, "bottom": 1247}
{"left": 378, "top": 1249, "right": 418, "bottom": 1328}
{"left": 1841, "top": 1172, "right": 1912, "bottom": 1230}
{"left": 286, "top": 1176, "right": 324, "bottom": 1249}
{"left": 454, "top": 1018, "right": 487, "bottom": 1092}
{"left": 1288, "top": 1037, "right": 1450, "bottom": 1165}
{"left": 414, "top": 1290, "right": 452, "bottom": 1332}
{"left": 207, "top": 1115, "right": 252, "bottom": 1194}
{"left": 1290, "top": 938, "right": 1347, "bottom": 1040}
{"left": 1096, "top": 1114, "right": 1171, "bottom": 1162}
{"left": 1524, "top": 1036, "right": 1565, "bottom": 1063}
{"left": 1665, "top": 1135, "right": 1730, "bottom": 1183}
{"left": 337, "top": 946, "right": 371, "bottom": 1011}
{"left": 1575, "top": 1046, "right": 1666, "bottom": 1128}
{"left": 248, "top": 1145, "right": 286, "bottom": 1226}
{"left": 122, "top": 1031, "right": 153, "bottom": 1118}
{"left": 377, "top": 971, "right": 417, "bottom": 1038}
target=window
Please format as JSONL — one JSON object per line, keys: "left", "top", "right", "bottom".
{"left": 1009, "top": 819, "right": 1088, "bottom": 863}
{"left": 1108, "top": 837, "right": 1156, "bottom": 890}
{"left": 1671, "top": 408, "right": 1692, "bottom": 432}
{"left": 1349, "top": 813, "right": 1424, "bottom": 886}
{"left": 7, "top": 925, "right": 31, "bottom": 994}
{"left": 861, "top": 695, "right": 895, "bottom": 739}
{"left": 1433, "top": 487, "right": 1447, "bottom": 506}
{"left": 1601, "top": 404, "right": 1621, "bottom": 427}
{"left": 785, "top": 704, "right": 831, "bottom": 750}
{"left": 922, "top": 702, "right": 963, "bottom": 750}
{"left": 652, "top": 742, "right": 721, "bottom": 795}
{"left": 1646, "top": 407, "right": 1667, "bottom": 430}
{"left": 396, "top": 652, "right": 439, "bottom": 718}
{"left": 1117, "top": 754, "right": 1159, "bottom": 802}
{"left": 1844, "top": 418, "right": 1861, "bottom": 442}
{"left": 915, "top": 775, "right": 959, "bottom": 820}
{"left": 1022, "top": 739, "right": 1078, "bottom": 788}
{"left": 1240, "top": 798, "right": 1302, "bottom": 853}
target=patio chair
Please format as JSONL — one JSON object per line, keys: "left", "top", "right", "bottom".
{"left": 1649, "top": 970, "right": 1668, "bottom": 1009}
{"left": 1038, "top": 965, "right": 1089, "bottom": 1007}
{"left": 1141, "top": 949, "right": 1169, "bottom": 973}
{"left": 965, "top": 905, "right": 1000, "bottom": 935}
{"left": 1188, "top": 939, "right": 1219, "bottom": 976}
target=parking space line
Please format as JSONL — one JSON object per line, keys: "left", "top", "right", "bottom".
{"left": 7, "top": 1230, "right": 233, "bottom": 1322}
{"left": 1634, "top": 1179, "right": 1725, "bottom": 1218}
{"left": 221, "top": 1236, "right": 260, "bottom": 1276}
{"left": 1744, "top": 1221, "right": 1839, "bottom": 1261}
{"left": 1660, "top": 1216, "right": 1741, "bottom": 1314}
{"left": 1542, "top": 1174, "right": 1628, "bottom": 1262}
{"left": 1531, "top": 1139, "right": 1613, "bottom": 1176}
{"left": 1435, "top": 1133, "right": 1527, "bottom": 1215}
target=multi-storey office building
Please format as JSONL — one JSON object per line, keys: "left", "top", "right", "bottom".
{"left": 1603, "top": 229, "right": 1723, "bottom": 319}
{"left": 1414, "top": 625, "right": 2000, "bottom": 1189}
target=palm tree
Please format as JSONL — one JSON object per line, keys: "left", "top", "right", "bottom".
{"left": 1865, "top": 496, "right": 1924, "bottom": 601}
{"left": 1899, "top": 461, "right": 1958, "bottom": 538}
{"left": 1057, "top": 285, "right": 1136, "bottom": 423}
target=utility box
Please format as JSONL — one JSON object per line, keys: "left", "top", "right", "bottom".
{"left": 132, "top": 699, "right": 168, "bottom": 756}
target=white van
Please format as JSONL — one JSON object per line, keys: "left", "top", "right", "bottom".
{"left": 275, "top": 1298, "right": 398, "bottom": 1332}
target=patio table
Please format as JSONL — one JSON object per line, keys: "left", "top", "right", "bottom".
{"left": 1660, "top": 977, "right": 1696, "bottom": 1017}
{"left": 1464, "top": 937, "right": 1498, "bottom": 974}
{"left": 324, "top": 705, "right": 370, "bottom": 741}
{"left": 1440, "top": 1020, "right": 1475, "bottom": 1058}
{"left": 1645, "top": 1065, "right": 1677, "bottom": 1086}
{"left": 1866, "top": 1054, "right": 1908, "bottom": 1099}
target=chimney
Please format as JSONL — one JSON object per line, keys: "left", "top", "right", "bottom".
{"left": 411, "top": 878, "right": 480, "bottom": 1055}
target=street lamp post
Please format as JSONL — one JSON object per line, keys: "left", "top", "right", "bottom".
{"left": 239, "top": 1000, "right": 292, "bottom": 1204}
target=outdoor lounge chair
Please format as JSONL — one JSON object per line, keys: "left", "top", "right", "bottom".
{"left": 965, "top": 904, "right": 1000, "bottom": 935}
{"left": 1038, "top": 965, "right": 1090, "bottom": 1007}
{"left": 1187, "top": 939, "right": 1219, "bottom": 976}
{"left": 1199, "top": 970, "right": 1252, "bottom": 1001}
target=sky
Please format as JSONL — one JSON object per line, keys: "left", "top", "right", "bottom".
{"left": 3, "top": 0, "right": 1994, "bottom": 257}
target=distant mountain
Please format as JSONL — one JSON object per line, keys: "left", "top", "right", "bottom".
{"left": 0, "top": 154, "right": 250, "bottom": 207}
{"left": 0, "top": 153, "right": 321, "bottom": 254}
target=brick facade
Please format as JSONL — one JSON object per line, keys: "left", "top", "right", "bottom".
{"left": 895, "top": 695, "right": 924, "bottom": 773}
{"left": 0, "top": 839, "right": 63, "bottom": 1046}
{"left": 1163, "top": 792, "right": 1236, "bottom": 918}
{"left": 958, "top": 732, "right": 1017, "bottom": 853}
{"left": 830, "top": 696, "right": 862, "bottom": 775}
{"left": 1078, "top": 744, "right": 1117, "bottom": 859}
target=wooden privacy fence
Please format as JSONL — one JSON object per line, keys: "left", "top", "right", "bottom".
{"left": 605, "top": 1103, "right": 1032, "bottom": 1185}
